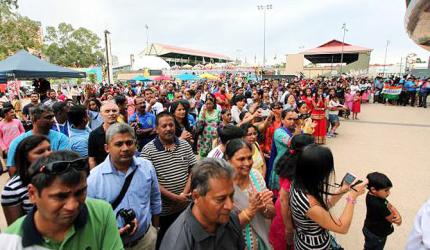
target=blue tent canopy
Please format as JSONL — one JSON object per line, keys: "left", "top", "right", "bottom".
{"left": 177, "top": 73, "right": 200, "bottom": 81}
{"left": 132, "top": 75, "right": 151, "bottom": 81}
{"left": 0, "top": 50, "right": 86, "bottom": 79}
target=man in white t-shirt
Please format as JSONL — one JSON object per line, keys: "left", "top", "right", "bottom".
{"left": 144, "top": 88, "right": 164, "bottom": 115}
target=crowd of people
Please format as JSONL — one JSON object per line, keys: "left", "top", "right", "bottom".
{"left": 0, "top": 73, "right": 428, "bottom": 249}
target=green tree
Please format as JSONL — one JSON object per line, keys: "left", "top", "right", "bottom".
{"left": 44, "top": 22, "right": 104, "bottom": 68}
{"left": 0, "top": 0, "right": 43, "bottom": 60}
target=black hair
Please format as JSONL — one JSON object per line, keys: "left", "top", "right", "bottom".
{"left": 155, "top": 111, "right": 174, "bottom": 127}
{"left": 169, "top": 100, "right": 191, "bottom": 136}
{"left": 87, "top": 98, "right": 101, "bottom": 111}
{"left": 281, "top": 108, "right": 295, "bottom": 119}
{"left": 276, "top": 134, "right": 315, "bottom": 180}
{"left": 233, "top": 94, "right": 246, "bottom": 106}
{"left": 15, "top": 135, "right": 50, "bottom": 185}
{"left": 366, "top": 172, "right": 392, "bottom": 191}
{"left": 29, "top": 151, "right": 87, "bottom": 194}
{"left": 224, "top": 138, "right": 252, "bottom": 161}
{"left": 205, "top": 94, "right": 217, "bottom": 106}
{"left": 238, "top": 111, "right": 247, "bottom": 122}
{"left": 67, "top": 105, "right": 87, "bottom": 127}
{"left": 240, "top": 122, "right": 258, "bottom": 136}
{"left": 294, "top": 144, "right": 335, "bottom": 211}
{"left": 30, "top": 105, "right": 53, "bottom": 122}
{"left": 52, "top": 101, "right": 67, "bottom": 115}
{"left": 114, "top": 95, "right": 127, "bottom": 106}
{"left": 218, "top": 125, "right": 244, "bottom": 144}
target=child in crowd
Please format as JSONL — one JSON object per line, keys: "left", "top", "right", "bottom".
{"left": 363, "top": 172, "right": 402, "bottom": 250}
{"left": 352, "top": 92, "right": 361, "bottom": 120}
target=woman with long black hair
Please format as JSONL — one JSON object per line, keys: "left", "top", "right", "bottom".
{"left": 291, "top": 144, "right": 368, "bottom": 250}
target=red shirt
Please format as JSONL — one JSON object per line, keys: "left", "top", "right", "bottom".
{"left": 214, "top": 92, "right": 229, "bottom": 110}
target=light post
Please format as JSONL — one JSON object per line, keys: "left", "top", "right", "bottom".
{"left": 382, "top": 40, "right": 390, "bottom": 77}
{"left": 257, "top": 4, "right": 272, "bottom": 67}
{"left": 145, "top": 24, "right": 149, "bottom": 55}
{"left": 339, "top": 23, "right": 348, "bottom": 74}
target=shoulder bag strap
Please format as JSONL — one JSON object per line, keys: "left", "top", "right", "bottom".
{"left": 111, "top": 167, "right": 138, "bottom": 210}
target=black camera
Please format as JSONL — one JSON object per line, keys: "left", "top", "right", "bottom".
{"left": 117, "top": 208, "right": 136, "bottom": 235}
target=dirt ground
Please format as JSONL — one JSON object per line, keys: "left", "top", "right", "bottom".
{"left": 0, "top": 103, "right": 429, "bottom": 249}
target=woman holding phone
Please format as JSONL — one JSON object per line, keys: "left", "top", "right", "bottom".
{"left": 291, "top": 144, "right": 368, "bottom": 250}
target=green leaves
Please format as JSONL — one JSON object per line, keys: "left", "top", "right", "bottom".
{"left": 43, "top": 22, "right": 104, "bottom": 68}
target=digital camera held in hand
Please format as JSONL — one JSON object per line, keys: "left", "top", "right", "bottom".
{"left": 117, "top": 208, "right": 136, "bottom": 235}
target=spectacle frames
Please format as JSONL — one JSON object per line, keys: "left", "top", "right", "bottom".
{"left": 30, "top": 157, "right": 89, "bottom": 179}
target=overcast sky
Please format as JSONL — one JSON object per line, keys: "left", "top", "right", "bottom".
{"left": 18, "top": 0, "right": 429, "bottom": 65}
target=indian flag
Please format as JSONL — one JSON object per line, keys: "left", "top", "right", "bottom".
{"left": 381, "top": 84, "right": 402, "bottom": 100}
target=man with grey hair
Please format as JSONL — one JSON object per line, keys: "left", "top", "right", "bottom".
{"left": 160, "top": 158, "right": 245, "bottom": 250}
{"left": 87, "top": 123, "right": 161, "bottom": 250}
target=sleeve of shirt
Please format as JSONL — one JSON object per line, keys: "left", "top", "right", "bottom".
{"left": 101, "top": 202, "right": 124, "bottom": 250}
{"left": 140, "top": 145, "right": 151, "bottom": 160}
{"left": 149, "top": 164, "right": 162, "bottom": 215}
{"left": 58, "top": 134, "right": 70, "bottom": 150}
{"left": 17, "top": 121, "right": 25, "bottom": 134}
{"left": 0, "top": 125, "right": 6, "bottom": 151}
{"left": 6, "top": 138, "right": 18, "bottom": 167}
{"left": 421, "top": 203, "right": 430, "bottom": 248}
{"left": 186, "top": 143, "right": 197, "bottom": 169}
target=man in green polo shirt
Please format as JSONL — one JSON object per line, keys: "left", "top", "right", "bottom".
{"left": 0, "top": 150, "right": 123, "bottom": 250}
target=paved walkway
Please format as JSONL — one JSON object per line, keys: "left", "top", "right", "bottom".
{"left": 328, "top": 103, "right": 430, "bottom": 249}
{"left": 0, "top": 103, "right": 429, "bottom": 249}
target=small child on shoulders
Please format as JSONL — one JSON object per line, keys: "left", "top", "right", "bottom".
{"left": 363, "top": 172, "right": 401, "bottom": 250}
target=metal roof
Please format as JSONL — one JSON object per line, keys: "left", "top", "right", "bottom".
{"left": 142, "top": 43, "right": 231, "bottom": 61}
{"left": 301, "top": 40, "right": 372, "bottom": 55}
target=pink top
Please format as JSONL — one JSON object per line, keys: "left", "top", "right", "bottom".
{"left": 0, "top": 119, "right": 25, "bottom": 151}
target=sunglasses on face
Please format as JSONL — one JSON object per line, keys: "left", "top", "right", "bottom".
{"left": 30, "top": 157, "right": 89, "bottom": 179}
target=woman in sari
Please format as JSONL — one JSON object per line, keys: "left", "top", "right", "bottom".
{"left": 225, "top": 139, "right": 275, "bottom": 250}
{"left": 197, "top": 95, "right": 220, "bottom": 158}
{"left": 311, "top": 89, "right": 327, "bottom": 144}
{"left": 241, "top": 123, "right": 266, "bottom": 178}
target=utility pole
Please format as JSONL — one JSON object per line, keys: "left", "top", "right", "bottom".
{"left": 382, "top": 40, "right": 390, "bottom": 77}
{"left": 257, "top": 4, "right": 272, "bottom": 67}
{"left": 104, "top": 30, "right": 113, "bottom": 85}
{"left": 339, "top": 23, "right": 348, "bottom": 75}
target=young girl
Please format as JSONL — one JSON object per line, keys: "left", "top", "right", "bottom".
{"left": 344, "top": 88, "right": 353, "bottom": 119}
{"left": 352, "top": 92, "right": 361, "bottom": 120}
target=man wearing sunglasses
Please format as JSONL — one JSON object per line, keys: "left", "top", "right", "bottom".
{"left": 88, "top": 123, "right": 161, "bottom": 249}
{"left": 6, "top": 105, "right": 69, "bottom": 176}
{"left": 1, "top": 151, "right": 123, "bottom": 249}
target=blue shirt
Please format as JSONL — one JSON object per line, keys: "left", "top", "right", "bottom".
{"left": 405, "top": 81, "right": 417, "bottom": 91}
{"left": 128, "top": 112, "right": 156, "bottom": 129}
{"left": 51, "top": 121, "right": 70, "bottom": 137}
{"left": 7, "top": 130, "right": 70, "bottom": 167}
{"left": 87, "top": 156, "right": 161, "bottom": 244}
{"left": 69, "top": 126, "right": 91, "bottom": 157}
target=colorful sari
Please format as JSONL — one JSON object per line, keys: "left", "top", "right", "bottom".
{"left": 311, "top": 99, "right": 327, "bottom": 144}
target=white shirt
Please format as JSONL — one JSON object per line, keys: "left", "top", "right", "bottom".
{"left": 328, "top": 99, "right": 341, "bottom": 115}
{"left": 146, "top": 101, "right": 164, "bottom": 115}
{"left": 406, "top": 198, "right": 430, "bottom": 250}
{"left": 231, "top": 105, "right": 246, "bottom": 124}
{"left": 207, "top": 145, "right": 224, "bottom": 159}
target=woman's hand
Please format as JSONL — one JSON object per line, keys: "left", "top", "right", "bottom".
{"left": 180, "top": 130, "right": 192, "bottom": 140}
{"left": 348, "top": 179, "right": 368, "bottom": 199}
{"left": 248, "top": 190, "right": 263, "bottom": 216}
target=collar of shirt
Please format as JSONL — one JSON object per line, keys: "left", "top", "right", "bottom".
{"left": 21, "top": 203, "right": 88, "bottom": 247}
{"left": 100, "top": 155, "right": 138, "bottom": 175}
{"left": 153, "top": 136, "right": 180, "bottom": 151}
{"left": 185, "top": 204, "right": 227, "bottom": 242}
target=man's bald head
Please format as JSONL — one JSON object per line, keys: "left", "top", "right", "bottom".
{"left": 100, "top": 101, "right": 119, "bottom": 125}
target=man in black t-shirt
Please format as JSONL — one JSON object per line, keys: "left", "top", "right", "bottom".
{"left": 363, "top": 172, "right": 402, "bottom": 250}
{"left": 22, "top": 92, "right": 40, "bottom": 121}
{"left": 88, "top": 101, "right": 119, "bottom": 169}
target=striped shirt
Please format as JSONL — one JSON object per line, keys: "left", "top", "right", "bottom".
{"left": 141, "top": 136, "right": 197, "bottom": 216}
{"left": 1, "top": 175, "right": 33, "bottom": 213}
{"left": 290, "top": 187, "right": 330, "bottom": 250}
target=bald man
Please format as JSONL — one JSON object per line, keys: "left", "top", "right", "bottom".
{"left": 88, "top": 101, "right": 119, "bottom": 168}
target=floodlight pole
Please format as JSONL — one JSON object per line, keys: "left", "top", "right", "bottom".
{"left": 339, "top": 23, "right": 348, "bottom": 74}
{"left": 382, "top": 40, "right": 390, "bottom": 77}
{"left": 258, "top": 4, "right": 272, "bottom": 67}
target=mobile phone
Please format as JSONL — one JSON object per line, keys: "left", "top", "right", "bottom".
{"left": 261, "top": 109, "right": 270, "bottom": 117}
{"left": 342, "top": 172, "right": 356, "bottom": 185}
